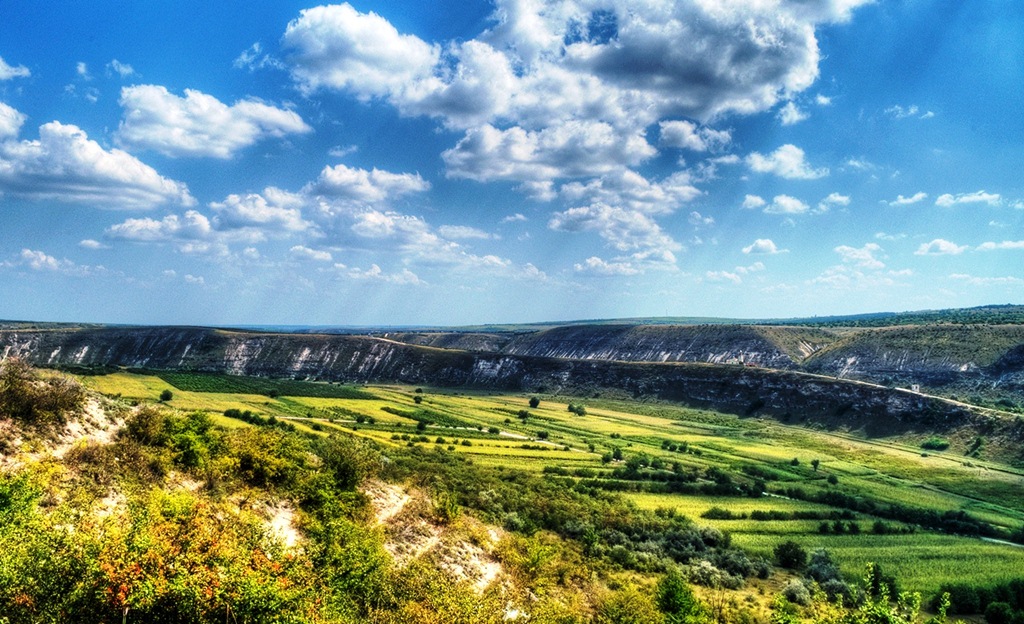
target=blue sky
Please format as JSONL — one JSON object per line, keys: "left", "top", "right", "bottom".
{"left": 0, "top": 0, "right": 1021, "bottom": 326}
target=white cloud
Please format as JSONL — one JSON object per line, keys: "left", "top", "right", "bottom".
{"left": 976, "top": 240, "right": 1024, "bottom": 251}
{"left": 707, "top": 261, "right": 764, "bottom": 284}
{"left": 741, "top": 194, "right": 766, "bottom": 210}
{"left": 815, "top": 94, "right": 832, "bottom": 106}
{"left": 209, "top": 188, "right": 310, "bottom": 233}
{"left": 949, "top": 273, "right": 1024, "bottom": 286}
{"left": 764, "top": 194, "right": 810, "bottom": 215}
{"left": 658, "top": 120, "right": 730, "bottom": 152}
{"left": 742, "top": 238, "right": 786, "bottom": 255}
{"left": 442, "top": 121, "right": 656, "bottom": 184}
{"left": 0, "top": 121, "right": 194, "bottom": 209}
{"left": 574, "top": 256, "right": 640, "bottom": 276}
{"left": 306, "top": 163, "right": 430, "bottom": 203}
{"left": 117, "top": 85, "right": 311, "bottom": 158}
{"left": 935, "top": 190, "right": 1001, "bottom": 207}
{"left": 184, "top": 274, "right": 205, "bottom": 285}
{"left": 549, "top": 202, "right": 680, "bottom": 254}
{"left": 889, "top": 192, "right": 927, "bottom": 206}
{"left": 688, "top": 211, "right": 714, "bottom": 227}
{"left": 914, "top": 239, "right": 966, "bottom": 256}
{"left": 106, "top": 210, "right": 214, "bottom": 243}
{"left": 705, "top": 270, "right": 741, "bottom": 284}
{"left": 874, "top": 232, "right": 906, "bottom": 241}
{"left": 234, "top": 42, "right": 284, "bottom": 72}
{"left": 0, "top": 102, "right": 26, "bottom": 139}
{"left": 438, "top": 225, "right": 495, "bottom": 240}
{"left": 107, "top": 59, "right": 135, "bottom": 77}
{"left": 558, "top": 169, "right": 699, "bottom": 216}
{"left": 281, "top": 0, "right": 870, "bottom": 130}
{"left": 347, "top": 264, "right": 425, "bottom": 285}
{"left": 79, "top": 239, "right": 109, "bottom": 250}
{"left": 289, "top": 245, "right": 333, "bottom": 262}
{"left": 777, "top": 101, "right": 808, "bottom": 125}
{"left": 817, "top": 192, "right": 850, "bottom": 212}
{"left": 3, "top": 249, "right": 97, "bottom": 277}
{"left": 283, "top": 3, "right": 440, "bottom": 99}
{"left": 0, "top": 57, "right": 30, "bottom": 80}
{"left": 835, "top": 243, "right": 885, "bottom": 269}
{"left": 501, "top": 213, "right": 527, "bottom": 223}
{"left": 885, "top": 104, "right": 934, "bottom": 120}
{"left": 76, "top": 62, "right": 90, "bottom": 78}
{"left": 746, "top": 144, "right": 828, "bottom": 179}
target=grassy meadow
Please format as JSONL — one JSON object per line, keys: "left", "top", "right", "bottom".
{"left": 81, "top": 370, "right": 1024, "bottom": 594}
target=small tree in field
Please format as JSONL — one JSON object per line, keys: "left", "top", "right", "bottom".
{"left": 160, "top": 389, "right": 173, "bottom": 402}
{"left": 529, "top": 396, "right": 540, "bottom": 408}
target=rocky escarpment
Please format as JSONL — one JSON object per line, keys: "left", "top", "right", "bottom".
{"left": 2, "top": 325, "right": 1022, "bottom": 458}
{"left": 476, "top": 324, "right": 838, "bottom": 367}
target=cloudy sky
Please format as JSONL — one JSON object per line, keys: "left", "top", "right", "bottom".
{"left": 0, "top": 1, "right": 1021, "bottom": 326}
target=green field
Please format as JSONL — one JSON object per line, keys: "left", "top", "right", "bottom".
{"left": 80, "top": 371, "right": 1024, "bottom": 594}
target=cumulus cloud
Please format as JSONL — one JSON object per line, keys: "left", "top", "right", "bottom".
{"left": 885, "top": 104, "right": 934, "bottom": 120}
{"left": 289, "top": 245, "right": 333, "bottom": 262}
{"left": 976, "top": 240, "right": 1024, "bottom": 251}
{"left": 935, "top": 190, "right": 1001, "bottom": 207}
{"left": 438, "top": 225, "right": 495, "bottom": 240}
{"left": 817, "top": 192, "right": 850, "bottom": 212}
{"left": 688, "top": 211, "right": 714, "bottom": 227}
{"left": 705, "top": 270, "right": 741, "bottom": 284}
{"left": 549, "top": 202, "right": 681, "bottom": 254}
{"left": 209, "top": 188, "right": 310, "bottom": 233}
{"left": 558, "top": 169, "right": 699, "bottom": 215}
{"left": 835, "top": 243, "right": 885, "bottom": 269}
{"left": 777, "top": 101, "right": 808, "bottom": 125}
{"left": 573, "top": 256, "right": 640, "bottom": 276}
{"left": 764, "top": 194, "right": 810, "bottom": 215}
{"left": 117, "top": 85, "right": 311, "bottom": 158}
{"left": 347, "top": 264, "right": 425, "bottom": 285}
{"left": 501, "top": 213, "right": 527, "bottom": 223}
{"left": 283, "top": 4, "right": 439, "bottom": 99}
{"left": 281, "top": 0, "right": 870, "bottom": 129}
{"left": 658, "top": 120, "right": 730, "bottom": 152}
{"left": 106, "top": 210, "right": 213, "bottom": 243}
{"left": 949, "top": 273, "right": 1024, "bottom": 286}
{"left": 914, "top": 239, "right": 966, "bottom": 256}
{"left": 107, "top": 59, "right": 135, "bottom": 78}
{"left": 0, "top": 102, "right": 26, "bottom": 139}
{"left": 79, "top": 239, "right": 109, "bottom": 250}
{"left": 742, "top": 238, "right": 786, "bottom": 255}
{"left": 815, "top": 94, "right": 832, "bottom": 106}
{"left": 889, "top": 192, "right": 927, "bottom": 206}
{"left": 746, "top": 144, "right": 828, "bottom": 179}
{"left": 0, "top": 56, "right": 30, "bottom": 80}
{"left": 0, "top": 121, "right": 194, "bottom": 209}
{"left": 306, "top": 163, "right": 430, "bottom": 203}
{"left": 442, "top": 121, "right": 656, "bottom": 184}
{"left": 741, "top": 194, "right": 766, "bottom": 210}
{"left": 2, "top": 249, "right": 98, "bottom": 277}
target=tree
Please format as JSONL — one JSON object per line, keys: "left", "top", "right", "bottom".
{"left": 529, "top": 396, "right": 540, "bottom": 408}
{"left": 160, "top": 389, "right": 174, "bottom": 401}
{"left": 414, "top": 395, "right": 423, "bottom": 404}
{"left": 656, "top": 568, "right": 703, "bottom": 623}
{"left": 774, "top": 540, "right": 807, "bottom": 569}
{"left": 811, "top": 459, "right": 821, "bottom": 472}
{"left": 537, "top": 430, "right": 549, "bottom": 440}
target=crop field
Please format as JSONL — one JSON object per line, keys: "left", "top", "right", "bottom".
{"left": 81, "top": 371, "right": 1024, "bottom": 594}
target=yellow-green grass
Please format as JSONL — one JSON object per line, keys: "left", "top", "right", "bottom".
{"left": 626, "top": 492, "right": 834, "bottom": 516}
{"left": 733, "top": 533, "right": 1024, "bottom": 593}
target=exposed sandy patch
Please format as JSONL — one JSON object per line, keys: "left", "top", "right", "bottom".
{"left": 434, "top": 538, "right": 503, "bottom": 593}
{"left": 265, "top": 500, "right": 301, "bottom": 549}
{"left": 364, "top": 480, "right": 411, "bottom": 524}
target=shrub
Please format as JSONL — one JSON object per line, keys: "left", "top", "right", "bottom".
{"left": 774, "top": 540, "right": 807, "bottom": 569}
{"left": 159, "top": 389, "right": 174, "bottom": 401}
{"left": 986, "top": 602, "right": 1015, "bottom": 624}
{"left": 529, "top": 396, "right": 540, "bottom": 408}
{"left": 922, "top": 437, "right": 951, "bottom": 451}
{"left": 783, "top": 579, "right": 811, "bottom": 606}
